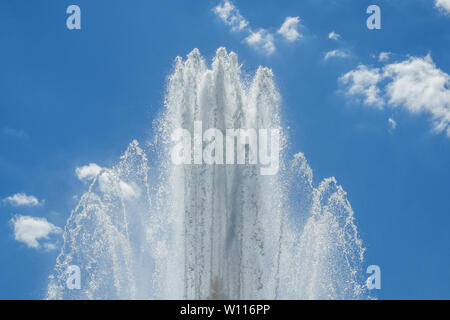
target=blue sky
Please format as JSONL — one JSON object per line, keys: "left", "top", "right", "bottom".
{"left": 0, "top": 0, "right": 449, "bottom": 299}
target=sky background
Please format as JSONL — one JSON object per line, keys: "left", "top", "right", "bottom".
{"left": 0, "top": 0, "right": 449, "bottom": 299}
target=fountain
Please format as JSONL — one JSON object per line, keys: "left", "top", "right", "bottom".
{"left": 47, "top": 48, "right": 368, "bottom": 300}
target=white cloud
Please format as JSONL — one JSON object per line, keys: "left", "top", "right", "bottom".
{"left": 3, "top": 193, "right": 43, "bottom": 207}
{"left": 213, "top": 0, "right": 249, "bottom": 31}
{"left": 213, "top": 1, "right": 303, "bottom": 55}
{"left": 213, "top": 1, "right": 276, "bottom": 54}
{"left": 245, "top": 29, "right": 275, "bottom": 55}
{"left": 388, "top": 118, "right": 397, "bottom": 131}
{"left": 378, "top": 52, "right": 391, "bottom": 62}
{"left": 11, "top": 215, "right": 61, "bottom": 249}
{"left": 277, "top": 17, "right": 302, "bottom": 42}
{"left": 324, "top": 49, "right": 351, "bottom": 61}
{"left": 436, "top": 0, "right": 450, "bottom": 14}
{"left": 340, "top": 65, "right": 384, "bottom": 107}
{"left": 328, "top": 31, "right": 342, "bottom": 41}
{"left": 384, "top": 55, "right": 450, "bottom": 136}
{"left": 75, "top": 163, "right": 102, "bottom": 181}
{"left": 340, "top": 54, "right": 450, "bottom": 137}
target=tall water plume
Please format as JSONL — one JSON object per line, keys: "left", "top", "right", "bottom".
{"left": 47, "top": 48, "right": 368, "bottom": 300}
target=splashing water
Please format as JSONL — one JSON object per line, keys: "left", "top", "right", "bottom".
{"left": 47, "top": 48, "right": 368, "bottom": 300}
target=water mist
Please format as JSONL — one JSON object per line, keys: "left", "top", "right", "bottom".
{"left": 47, "top": 48, "right": 368, "bottom": 300}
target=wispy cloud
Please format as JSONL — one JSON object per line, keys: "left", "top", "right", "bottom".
{"left": 245, "top": 29, "right": 275, "bottom": 55}
{"left": 2, "top": 127, "right": 28, "bottom": 139}
{"left": 340, "top": 54, "right": 450, "bottom": 137}
{"left": 277, "top": 17, "right": 302, "bottom": 42}
{"left": 435, "top": 0, "right": 450, "bottom": 14}
{"left": 213, "top": 1, "right": 302, "bottom": 55}
{"left": 378, "top": 52, "right": 391, "bottom": 62}
{"left": 388, "top": 118, "right": 397, "bottom": 132}
{"left": 213, "top": 0, "right": 249, "bottom": 31}
{"left": 328, "top": 31, "right": 342, "bottom": 41}
{"left": 11, "top": 215, "right": 61, "bottom": 249}
{"left": 324, "top": 49, "right": 351, "bottom": 61}
{"left": 3, "top": 193, "right": 44, "bottom": 207}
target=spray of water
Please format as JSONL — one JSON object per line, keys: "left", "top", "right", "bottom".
{"left": 47, "top": 48, "right": 368, "bottom": 300}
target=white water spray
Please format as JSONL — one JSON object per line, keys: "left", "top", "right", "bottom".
{"left": 47, "top": 48, "right": 368, "bottom": 300}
